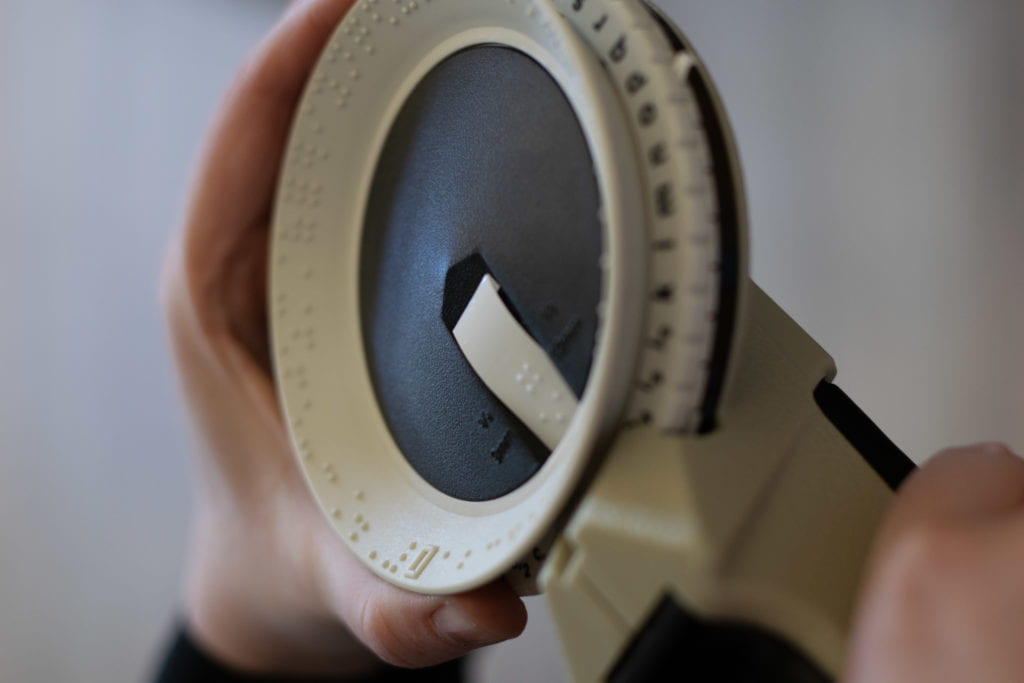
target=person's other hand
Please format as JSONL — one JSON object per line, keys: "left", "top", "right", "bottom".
{"left": 161, "top": 0, "right": 526, "bottom": 676}
{"left": 846, "top": 443, "right": 1024, "bottom": 683}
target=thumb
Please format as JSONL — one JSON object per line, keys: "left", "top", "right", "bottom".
{"left": 845, "top": 442, "right": 1024, "bottom": 682}
{"left": 873, "top": 442, "right": 1024, "bottom": 550}
{"left": 323, "top": 557, "right": 527, "bottom": 669}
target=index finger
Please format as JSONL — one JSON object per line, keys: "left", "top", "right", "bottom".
{"left": 179, "top": 0, "right": 355, "bottom": 313}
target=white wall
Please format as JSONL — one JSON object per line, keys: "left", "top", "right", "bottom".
{"left": 674, "top": 1, "right": 1024, "bottom": 458}
{"left": 0, "top": 1, "right": 1020, "bottom": 682}
{"left": 0, "top": 2, "right": 281, "bottom": 681}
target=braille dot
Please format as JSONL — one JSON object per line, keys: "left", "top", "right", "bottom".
{"left": 409, "top": 542, "right": 417, "bottom": 550}
{"left": 361, "top": 523, "right": 369, "bottom": 532}
{"left": 442, "top": 551, "right": 450, "bottom": 559}
{"left": 355, "top": 514, "right": 364, "bottom": 523}
{"left": 332, "top": 509, "right": 343, "bottom": 520}
{"left": 369, "top": 551, "right": 378, "bottom": 560}
{"left": 399, "top": 554, "right": 408, "bottom": 562}
{"left": 389, "top": 565, "right": 397, "bottom": 574}
{"left": 465, "top": 550, "right": 472, "bottom": 558}
{"left": 350, "top": 533, "right": 359, "bottom": 542}
{"left": 382, "top": 560, "right": 390, "bottom": 569}
{"left": 457, "top": 563, "right": 464, "bottom": 569}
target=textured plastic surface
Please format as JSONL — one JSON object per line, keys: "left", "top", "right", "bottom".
{"left": 361, "top": 45, "right": 601, "bottom": 501}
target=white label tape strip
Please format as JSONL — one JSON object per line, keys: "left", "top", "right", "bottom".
{"left": 453, "top": 275, "right": 578, "bottom": 450}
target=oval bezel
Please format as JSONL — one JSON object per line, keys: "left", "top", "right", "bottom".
{"left": 269, "top": 0, "right": 646, "bottom": 594}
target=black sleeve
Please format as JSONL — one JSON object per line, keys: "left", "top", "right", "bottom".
{"left": 153, "top": 628, "right": 464, "bottom": 683}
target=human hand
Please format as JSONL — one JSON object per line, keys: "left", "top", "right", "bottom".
{"left": 160, "top": 0, "right": 526, "bottom": 676}
{"left": 845, "top": 443, "right": 1024, "bottom": 683}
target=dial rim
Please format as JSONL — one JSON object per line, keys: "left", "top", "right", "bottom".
{"left": 550, "top": 0, "right": 743, "bottom": 434}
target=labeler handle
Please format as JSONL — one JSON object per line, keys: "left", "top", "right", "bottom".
{"left": 541, "top": 283, "right": 916, "bottom": 681}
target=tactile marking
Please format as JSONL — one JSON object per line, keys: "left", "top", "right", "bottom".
{"left": 453, "top": 275, "right": 579, "bottom": 450}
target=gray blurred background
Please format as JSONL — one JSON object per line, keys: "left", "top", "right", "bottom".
{"left": 1, "top": 1, "right": 1020, "bottom": 681}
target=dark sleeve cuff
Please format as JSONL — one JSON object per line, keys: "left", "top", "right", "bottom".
{"left": 153, "top": 627, "right": 464, "bottom": 683}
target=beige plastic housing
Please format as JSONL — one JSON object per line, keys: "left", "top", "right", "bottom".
{"left": 540, "top": 283, "right": 893, "bottom": 682}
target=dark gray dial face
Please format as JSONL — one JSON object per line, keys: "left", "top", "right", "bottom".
{"left": 360, "top": 46, "right": 603, "bottom": 501}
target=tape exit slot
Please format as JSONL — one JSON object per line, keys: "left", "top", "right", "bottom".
{"left": 454, "top": 275, "right": 579, "bottom": 450}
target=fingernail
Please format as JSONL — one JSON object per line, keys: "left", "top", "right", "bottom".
{"left": 433, "top": 603, "right": 504, "bottom": 647}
